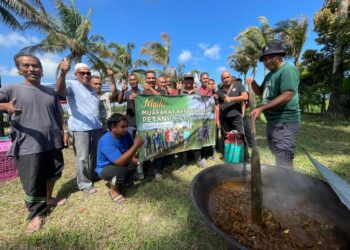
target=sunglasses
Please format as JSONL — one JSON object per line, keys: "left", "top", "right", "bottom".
{"left": 77, "top": 71, "right": 91, "bottom": 76}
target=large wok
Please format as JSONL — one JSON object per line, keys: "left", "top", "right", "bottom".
{"left": 190, "top": 163, "right": 350, "bottom": 249}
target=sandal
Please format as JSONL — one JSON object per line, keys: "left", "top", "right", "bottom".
{"left": 82, "top": 187, "right": 97, "bottom": 194}
{"left": 26, "top": 215, "right": 45, "bottom": 234}
{"left": 108, "top": 191, "right": 125, "bottom": 204}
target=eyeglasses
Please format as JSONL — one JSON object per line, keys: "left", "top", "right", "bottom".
{"left": 77, "top": 71, "right": 91, "bottom": 76}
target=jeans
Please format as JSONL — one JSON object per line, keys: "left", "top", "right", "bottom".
{"left": 72, "top": 128, "right": 104, "bottom": 190}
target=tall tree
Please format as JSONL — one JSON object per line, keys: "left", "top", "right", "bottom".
{"left": 275, "top": 15, "right": 309, "bottom": 67}
{"left": 168, "top": 64, "right": 185, "bottom": 83}
{"left": 0, "top": 0, "right": 49, "bottom": 30}
{"left": 299, "top": 49, "right": 332, "bottom": 113}
{"left": 140, "top": 32, "right": 171, "bottom": 72}
{"left": 234, "top": 16, "right": 275, "bottom": 77}
{"left": 21, "top": 0, "right": 107, "bottom": 70}
{"left": 229, "top": 47, "right": 252, "bottom": 79}
{"left": 314, "top": 0, "right": 350, "bottom": 117}
{"left": 96, "top": 42, "right": 147, "bottom": 83}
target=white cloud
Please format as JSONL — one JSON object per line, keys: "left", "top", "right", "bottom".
{"left": 203, "top": 45, "right": 220, "bottom": 59}
{"left": 0, "top": 32, "right": 40, "bottom": 48}
{"left": 178, "top": 50, "right": 192, "bottom": 63}
{"left": 0, "top": 66, "right": 18, "bottom": 76}
{"left": 198, "top": 43, "right": 209, "bottom": 50}
{"left": 37, "top": 53, "right": 60, "bottom": 78}
{"left": 216, "top": 66, "right": 227, "bottom": 73}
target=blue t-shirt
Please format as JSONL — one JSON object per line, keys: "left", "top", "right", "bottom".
{"left": 96, "top": 131, "right": 133, "bottom": 176}
{"left": 66, "top": 80, "right": 102, "bottom": 131}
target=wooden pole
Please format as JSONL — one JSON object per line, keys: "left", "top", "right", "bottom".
{"left": 247, "top": 81, "right": 263, "bottom": 225}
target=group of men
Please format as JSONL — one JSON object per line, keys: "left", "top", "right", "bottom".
{"left": 0, "top": 40, "right": 300, "bottom": 234}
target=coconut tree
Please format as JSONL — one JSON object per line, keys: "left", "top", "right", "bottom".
{"left": 95, "top": 42, "right": 148, "bottom": 84}
{"left": 140, "top": 32, "right": 171, "bottom": 73}
{"left": 0, "top": 0, "right": 50, "bottom": 30}
{"left": 235, "top": 16, "right": 274, "bottom": 53}
{"left": 228, "top": 48, "right": 251, "bottom": 79}
{"left": 234, "top": 16, "right": 275, "bottom": 77}
{"left": 21, "top": 0, "right": 107, "bottom": 70}
{"left": 274, "top": 15, "right": 309, "bottom": 67}
{"left": 168, "top": 64, "right": 185, "bottom": 83}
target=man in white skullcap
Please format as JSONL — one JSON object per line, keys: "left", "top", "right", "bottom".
{"left": 56, "top": 59, "right": 103, "bottom": 194}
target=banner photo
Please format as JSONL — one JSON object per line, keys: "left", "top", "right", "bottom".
{"left": 135, "top": 95, "right": 216, "bottom": 161}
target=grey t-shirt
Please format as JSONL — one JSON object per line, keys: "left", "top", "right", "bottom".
{"left": 0, "top": 83, "right": 63, "bottom": 156}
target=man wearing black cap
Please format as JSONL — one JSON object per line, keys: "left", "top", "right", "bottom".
{"left": 178, "top": 73, "right": 206, "bottom": 169}
{"left": 246, "top": 40, "right": 300, "bottom": 169}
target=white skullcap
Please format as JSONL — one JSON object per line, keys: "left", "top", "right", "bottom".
{"left": 74, "top": 63, "right": 90, "bottom": 72}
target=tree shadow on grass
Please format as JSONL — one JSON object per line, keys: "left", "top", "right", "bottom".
{"left": 56, "top": 177, "right": 79, "bottom": 200}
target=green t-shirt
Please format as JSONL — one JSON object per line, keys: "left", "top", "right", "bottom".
{"left": 261, "top": 63, "right": 300, "bottom": 124}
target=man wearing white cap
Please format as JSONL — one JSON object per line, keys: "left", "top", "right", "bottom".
{"left": 56, "top": 59, "right": 103, "bottom": 194}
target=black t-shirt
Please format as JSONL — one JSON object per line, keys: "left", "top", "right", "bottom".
{"left": 217, "top": 82, "right": 246, "bottom": 117}
{"left": 124, "top": 89, "right": 141, "bottom": 127}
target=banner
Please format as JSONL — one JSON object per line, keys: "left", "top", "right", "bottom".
{"left": 135, "top": 95, "right": 216, "bottom": 161}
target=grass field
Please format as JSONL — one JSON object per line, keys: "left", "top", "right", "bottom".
{"left": 0, "top": 113, "right": 349, "bottom": 249}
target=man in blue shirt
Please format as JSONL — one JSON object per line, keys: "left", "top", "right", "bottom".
{"left": 96, "top": 113, "right": 143, "bottom": 203}
{"left": 57, "top": 59, "right": 104, "bottom": 194}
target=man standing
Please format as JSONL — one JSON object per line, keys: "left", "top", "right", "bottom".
{"left": 142, "top": 70, "right": 162, "bottom": 95}
{"left": 165, "top": 77, "right": 177, "bottom": 96}
{"left": 199, "top": 72, "right": 215, "bottom": 160}
{"left": 0, "top": 53, "right": 65, "bottom": 233}
{"left": 141, "top": 71, "right": 165, "bottom": 180}
{"left": 90, "top": 69, "right": 118, "bottom": 131}
{"left": 199, "top": 72, "right": 214, "bottom": 97}
{"left": 178, "top": 73, "right": 205, "bottom": 169}
{"left": 217, "top": 71, "right": 249, "bottom": 161}
{"left": 156, "top": 76, "right": 167, "bottom": 92}
{"left": 118, "top": 73, "right": 141, "bottom": 139}
{"left": 57, "top": 59, "right": 103, "bottom": 194}
{"left": 246, "top": 40, "right": 300, "bottom": 169}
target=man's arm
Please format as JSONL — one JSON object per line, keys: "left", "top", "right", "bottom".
{"left": 0, "top": 99, "right": 22, "bottom": 115}
{"left": 118, "top": 82, "right": 128, "bottom": 104}
{"left": 113, "top": 137, "right": 143, "bottom": 167}
{"left": 56, "top": 58, "right": 70, "bottom": 96}
{"left": 143, "top": 83, "right": 160, "bottom": 95}
{"left": 224, "top": 91, "right": 248, "bottom": 102}
{"left": 250, "top": 91, "right": 294, "bottom": 120}
{"left": 215, "top": 104, "right": 221, "bottom": 128}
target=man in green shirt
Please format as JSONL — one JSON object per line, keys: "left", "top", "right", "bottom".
{"left": 246, "top": 40, "right": 300, "bottom": 169}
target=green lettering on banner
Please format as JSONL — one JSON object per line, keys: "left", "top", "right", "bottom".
{"left": 135, "top": 95, "right": 216, "bottom": 161}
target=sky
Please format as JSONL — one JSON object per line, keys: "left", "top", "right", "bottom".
{"left": 0, "top": 0, "right": 325, "bottom": 87}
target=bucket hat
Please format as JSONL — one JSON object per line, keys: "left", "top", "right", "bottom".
{"left": 259, "top": 40, "right": 286, "bottom": 62}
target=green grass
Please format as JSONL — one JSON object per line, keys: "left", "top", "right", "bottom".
{"left": 0, "top": 113, "right": 349, "bottom": 249}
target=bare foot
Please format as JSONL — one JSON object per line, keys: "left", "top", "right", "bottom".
{"left": 26, "top": 215, "right": 45, "bottom": 234}
{"left": 47, "top": 197, "right": 67, "bottom": 207}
